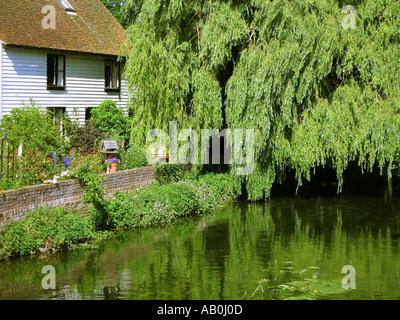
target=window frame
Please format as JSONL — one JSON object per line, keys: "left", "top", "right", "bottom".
{"left": 47, "top": 54, "right": 66, "bottom": 90}
{"left": 104, "top": 59, "right": 121, "bottom": 92}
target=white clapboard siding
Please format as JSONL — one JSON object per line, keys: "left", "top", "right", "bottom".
{"left": 1, "top": 46, "right": 129, "bottom": 125}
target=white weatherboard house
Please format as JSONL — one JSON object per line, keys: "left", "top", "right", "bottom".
{"left": 0, "top": 0, "right": 128, "bottom": 126}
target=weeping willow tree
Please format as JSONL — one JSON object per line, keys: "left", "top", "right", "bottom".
{"left": 121, "top": 0, "right": 400, "bottom": 200}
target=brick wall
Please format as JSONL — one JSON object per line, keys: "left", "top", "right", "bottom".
{"left": 0, "top": 166, "right": 156, "bottom": 231}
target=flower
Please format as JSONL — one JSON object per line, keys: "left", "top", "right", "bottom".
{"left": 105, "top": 158, "right": 120, "bottom": 164}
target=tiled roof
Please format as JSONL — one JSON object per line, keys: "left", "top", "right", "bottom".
{"left": 0, "top": 0, "right": 126, "bottom": 56}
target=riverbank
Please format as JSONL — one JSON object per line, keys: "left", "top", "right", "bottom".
{"left": 0, "top": 173, "right": 239, "bottom": 260}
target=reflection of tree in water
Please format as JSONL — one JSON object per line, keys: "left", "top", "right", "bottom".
{"left": 1, "top": 197, "right": 400, "bottom": 299}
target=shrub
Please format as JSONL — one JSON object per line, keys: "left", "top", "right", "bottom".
{"left": 69, "top": 120, "right": 104, "bottom": 155}
{"left": 2, "top": 221, "right": 38, "bottom": 256}
{"left": 90, "top": 100, "right": 131, "bottom": 143}
{"left": 117, "top": 186, "right": 177, "bottom": 228}
{"left": 69, "top": 153, "right": 105, "bottom": 204}
{"left": 14, "top": 149, "right": 58, "bottom": 186}
{"left": 88, "top": 204, "right": 109, "bottom": 231}
{"left": 0, "top": 148, "right": 71, "bottom": 191}
{"left": 197, "top": 173, "right": 239, "bottom": 199}
{"left": 154, "top": 163, "right": 185, "bottom": 185}
{"left": 122, "top": 144, "right": 149, "bottom": 170}
{"left": 89, "top": 173, "right": 236, "bottom": 231}
{"left": 105, "top": 193, "right": 143, "bottom": 229}
{"left": 161, "top": 182, "right": 198, "bottom": 216}
{"left": 57, "top": 214, "right": 94, "bottom": 246}
{"left": 0, "top": 100, "right": 64, "bottom": 157}
{"left": 1, "top": 206, "right": 93, "bottom": 256}
{"left": 0, "top": 101, "right": 70, "bottom": 190}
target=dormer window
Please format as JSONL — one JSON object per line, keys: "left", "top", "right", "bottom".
{"left": 58, "top": 0, "right": 76, "bottom": 14}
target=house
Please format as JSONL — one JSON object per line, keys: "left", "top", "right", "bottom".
{"left": 0, "top": 0, "right": 128, "bottom": 127}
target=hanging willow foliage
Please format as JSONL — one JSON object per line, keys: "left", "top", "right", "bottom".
{"left": 121, "top": 0, "right": 400, "bottom": 200}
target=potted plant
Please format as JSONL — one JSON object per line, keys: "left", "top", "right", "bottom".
{"left": 106, "top": 158, "right": 120, "bottom": 173}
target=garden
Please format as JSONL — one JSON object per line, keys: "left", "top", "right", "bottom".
{"left": 0, "top": 99, "right": 148, "bottom": 192}
{"left": 0, "top": 99, "right": 239, "bottom": 259}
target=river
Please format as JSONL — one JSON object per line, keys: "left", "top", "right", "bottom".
{"left": 1, "top": 193, "right": 400, "bottom": 300}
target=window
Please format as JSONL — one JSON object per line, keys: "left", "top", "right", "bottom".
{"left": 58, "top": 0, "right": 76, "bottom": 14}
{"left": 47, "top": 54, "right": 66, "bottom": 89}
{"left": 105, "top": 60, "right": 121, "bottom": 92}
{"left": 48, "top": 107, "right": 66, "bottom": 132}
{"left": 85, "top": 107, "right": 94, "bottom": 121}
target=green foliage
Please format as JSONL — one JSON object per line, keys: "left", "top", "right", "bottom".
{"left": 100, "top": 0, "right": 138, "bottom": 28}
{"left": 0, "top": 101, "right": 72, "bottom": 190}
{"left": 154, "top": 163, "right": 185, "bottom": 184}
{"left": 88, "top": 203, "right": 110, "bottom": 231}
{"left": 90, "top": 100, "right": 131, "bottom": 143}
{"left": 0, "top": 100, "right": 64, "bottom": 156}
{"left": 122, "top": 144, "right": 149, "bottom": 170}
{"left": 196, "top": 172, "right": 240, "bottom": 199}
{"left": 1, "top": 173, "right": 236, "bottom": 258}
{"left": 68, "top": 120, "right": 104, "bottom": 155}
{"left": 89, "top": 173, "right": 236, "bottom": 231}
{"left": 69, "top": 154, "right": 105, "bottom": 204}
{"left": 11, "top": 149, "right": 59, "bottom": 188}
{"left": 160, "top": 182, "right": 198, "bottom": 216}
{"left": 123, "top": 0, "right": 400, "bottom": 200}
{"left": 1, "top": 206, "right": 93, "bottom": 257}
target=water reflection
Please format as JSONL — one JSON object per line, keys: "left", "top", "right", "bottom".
{"left": 0, "top": 194, "right": 400, "bottom": 300}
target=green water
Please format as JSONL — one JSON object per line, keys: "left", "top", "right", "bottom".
{"left": 1, "top": 194, "right": 400, "bottom": 300}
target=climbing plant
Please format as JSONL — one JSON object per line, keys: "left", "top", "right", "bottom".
{"left": 121, "top": 0, "right": 400, "bottom": 200}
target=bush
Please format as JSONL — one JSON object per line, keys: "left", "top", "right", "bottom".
{"left": 89, "top": 187, "right": 167, "bottom": 230}
{"left": 154, "top": 164, "right": 185, "bottom": 185}
{"left": 1, "top": 206, "right": 93, "bottom": 256}
{"left": 58, "top": 214, "right": 94, "bottom": 246}
{"left": 14, "top": 149, "right": 58, "bottom": 187}
{"left": 90, "top": 100, "right": 131, "bottom": 143}
{"left": 0, "top": 100, "right": 65, "bottom": 156}
{"left": 88, "top": 204, "right": 109, "bottom": 231}
{"left": 89, "top": 173, "right": 236, "bottom": 231}
{"left": 122, "top": 144, "right": 149, "bottom": 170}
{"left": 69, "top": 120, "right": 104, "bottom": 155}
{"left": 197, "top": 172, "right": 239, "bottom": 199}
{"left": 0, "top": 102, "right": 79, "bottom": 190}
{"left": 99, "top": 193, "right": 143, "bottom": 229}
{"left": 69, "top": 153, "right": 105, "bottom": 204}
{"left": 0, "top": 148, "right": 72, "bottom": 191}
{"left": 160, "top": 182, "right": 198, "bottom": 216}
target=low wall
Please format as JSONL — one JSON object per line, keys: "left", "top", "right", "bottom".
{"left": 0, "top": 166, "right": 156, "bottom": 231}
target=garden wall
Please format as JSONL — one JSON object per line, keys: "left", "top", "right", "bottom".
{"left": 0, "top": 166, "right": 156, "bottom": 231}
